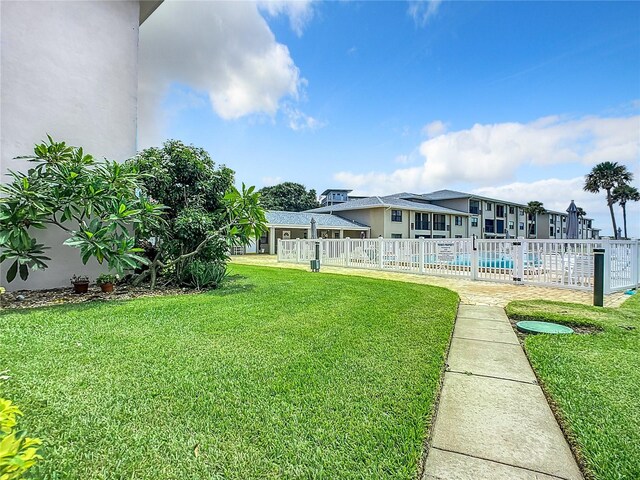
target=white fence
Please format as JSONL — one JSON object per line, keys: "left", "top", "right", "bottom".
{"left": 277, "top": 238, "right": 640, "bottom": 293}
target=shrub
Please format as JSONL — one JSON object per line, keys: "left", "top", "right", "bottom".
{"left": 0, "top": 398, "right": 42, "bottom": 479}
{"left": 179, "top": 260, "right": 228, "bottom": 290}
{"left": 96, "top": 273, "right": 118, "bottom": 286}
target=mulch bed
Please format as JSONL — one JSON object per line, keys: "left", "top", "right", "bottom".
{"left": 1, "top": 283, "right": 202, "bottom": 310}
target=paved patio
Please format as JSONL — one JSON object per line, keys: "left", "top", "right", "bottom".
{"left": 230, "top": 255, "right": 627, "bottom": 307}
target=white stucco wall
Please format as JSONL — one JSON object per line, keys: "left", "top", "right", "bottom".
{"left": 1, "top": 1, "right": 141, "bottom": 290}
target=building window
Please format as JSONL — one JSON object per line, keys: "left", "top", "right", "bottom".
{"left": 391, "top": 210, "right": 402, "bottom": 222}
{"left": 486, "top": 202, "right": 492, "bottom": 211}
{"left": 496, "top": 220, "right": 504, "bottom": 234}
{"left": 509, "top": 206, "right": 515, "bottom": 215}
{"left": 455, "top": 234, "right": 463, "bottom": 238}
{"left": 508, "top": 221, "right": 515, "bottom": 230}
{"left": 433, "top": 214, "right": 446, "bottom": 230}
{"left": 415, "top": 234, "right": 431, "bottom": 238}
{"left": 391, "top": 233, "right": 402, "bottom": 239}
{"left": 519, "top": 208, "right": 524, "bottom": 216}
{"left": 519, "top": 222, "right": 524, "bottom": 231}
{"left": 469, "top": 200, "right": 480, "bottom": 215}
{"left": 454, "top": 216, "right": 462, "bottom": 226}
{"left": 471, "top": 217, "right": 478, "bottom": 228}
{"left": 550, "top": 227, "right": 554, "bottom": 236}
{"left": 415, "top": 212, "right": 430, "bottom": 230}
{"left": 496, "top": 205, "right": 505, "bottom": 217}
{"left": 485, "top": 219, "right": 494, "bottom": 233}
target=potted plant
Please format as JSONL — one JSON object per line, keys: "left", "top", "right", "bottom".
{"left": 70, "top": 275, "right": 89, "bottom": 294}
{"left": 96, "top": 273, "right": 118, "bottom": 293}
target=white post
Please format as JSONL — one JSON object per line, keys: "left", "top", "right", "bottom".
{"left": 379, "top": 237, "right": 384, "bottom": 270}
{"left": 296, "top": 238, "right": 301, "bottom": 263}
{"left": 471, "top": 235, "right": 479, "bottom": 281}
{"left": 514, "top": 240, "right": 525, "bottom": 284}
{"left": 419, "top": 239, "right": 425, "bottom": 274}
{"left": 604, "top": 241, "right": 611, "bottom": 294}
{"left": 345, "top": 238, "right": 351, "bottom": 267}
{"left": 269, "top": 227, "right": 276, "bottom": 255}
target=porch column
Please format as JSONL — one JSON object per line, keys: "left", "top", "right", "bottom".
{"left": 269, "top": 227, "right": 276, "bottom": 255}
{"left": 340, "top": 229, "right": 344, "bottom": 238}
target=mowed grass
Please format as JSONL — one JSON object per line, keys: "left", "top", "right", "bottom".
{"left": 0, "top": 265, "right": 458, "bottom": 479}
{"left": 506, "top": 294, "right": 640, "bottom": 480}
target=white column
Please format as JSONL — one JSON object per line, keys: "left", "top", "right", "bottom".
{"left": 340, "top": 229, "right": 344, "bottom": 239}
{"left": 269, "top": 227, "right": 276, "bottom": 255}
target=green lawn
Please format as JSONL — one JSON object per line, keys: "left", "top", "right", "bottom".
{"left": 506, "top": 294, "right": 640, "bottom": 480}
{"left": 0, "top": 265, "right": 458, "bottom": 479}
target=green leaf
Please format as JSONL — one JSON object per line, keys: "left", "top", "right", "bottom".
{"left": 6, "top": 260, "right": 18, "bottom": 282}
{"left": 19, "top": 263, "right": 28, "bottom": 281}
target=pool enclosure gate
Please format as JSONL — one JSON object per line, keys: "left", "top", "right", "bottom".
{"left": 277, "top": 238, "right": 640, "bottom": 293}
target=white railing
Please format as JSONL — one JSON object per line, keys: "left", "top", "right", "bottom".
{"left": 277, "top": 238, "right": 640, "bottom": 293}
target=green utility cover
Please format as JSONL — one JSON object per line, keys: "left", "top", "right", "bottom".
{"left": 516, "top": 321, "right": 574, "bottom": 335}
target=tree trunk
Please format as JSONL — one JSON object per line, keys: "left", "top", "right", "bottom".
{"left": 622, "top": 203, "right": 628, "bottom": 239}
{"left": 606, "top": 190, "right": 618, "bottom": 239}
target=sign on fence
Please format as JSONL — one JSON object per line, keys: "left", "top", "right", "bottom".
{"left": 277, "top": 238, "right": 639, "bottom": 293}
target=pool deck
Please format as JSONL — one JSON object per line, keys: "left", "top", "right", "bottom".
{"left": 230, "top": 255, "right": 627, "bottom": 307}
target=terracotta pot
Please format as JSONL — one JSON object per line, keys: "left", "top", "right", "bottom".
{"left": 100, "top": 283, "right": 114, "bottom": 293}
{"left": 72, "top": 282, "right": 89, "bottom": 294}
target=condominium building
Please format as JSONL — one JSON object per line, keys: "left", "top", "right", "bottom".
{"left": 308, "top": 189, "right": 599, "bottom": 240}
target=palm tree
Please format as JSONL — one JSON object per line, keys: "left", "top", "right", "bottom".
{"left": 584, "top": 162, "right": 632, "bottom": 239}
{"left": 576, "top": 207, "right": 586, "bottom": 219}
{"left": 524, "top": 201, "right": 546, "bottom": 238}
{"left": 612, "top": 184, "right": 639, "bottom": 239}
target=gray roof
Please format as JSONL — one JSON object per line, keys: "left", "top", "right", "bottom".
{"left": 307, "top": 195, "right": 469, "bottom": 216}
{"left": 421, "top": 189, "right": 529, "bottom": 207}
{"left": 265, "top": 211, "right": 369, "bottom": 229}
{"left": 320, "top": 188, "right": 352, "bottom": 196}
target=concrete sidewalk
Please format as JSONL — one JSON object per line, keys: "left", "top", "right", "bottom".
{"left": 422, "top": 305, "right": 583, "bottom": 480}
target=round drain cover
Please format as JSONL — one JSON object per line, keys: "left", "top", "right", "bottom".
{"left": 516, "top": 321, "right": 574, "bottom": 335}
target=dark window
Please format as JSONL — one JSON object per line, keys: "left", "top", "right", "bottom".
{"left": 496, "top": 220, "right": 504, "bottom": 234}
{"left": 508, "top": 221, "right": 515, "bottom": 230}
{"left": 486, "top": 202, "right": 492, "bottom": 211}
{"left": 550, "top": 227, "right": 554, "bottom": 236}
{"left": 455, "top": 234, "right": 463, "bottom": 238}
{"left": 485, "top": 219, "right": 494, "bottom": 233}
{"left": 469, "top": 200, "right": 480, "bottom": 215}
{"left": 391, "top": 233, "right": 402, "bottom": 239}
{"left": 391, "top": 210, "right": 402, "bottom": 222}
{"left": 415, "top": 212, "right": 430, "bottom": 230}
{"left": 509, "top": 206, "right": 515, "bottom": 215}
{"left": 433, "top": 214, "right": 446, "bottom": 230}
{"left": 455, "top": 216, "right": 462, "bottom": 226}
{"left": 496, "top": 205, "right": 505, "bottom": 217}
{"left": 471, "top": 217, "right": 478, "bottom": 227}
{"left": 519, "top": 222, "right": 524, "bottom": 231}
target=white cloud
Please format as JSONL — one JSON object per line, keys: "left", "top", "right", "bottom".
{"left": 282, "top": 104, "right": 326, "bottom": 131}
{"left": 262, "top": 175, "right": 283, "bottom": 186}
{"left": 408, "top": 0, "right": 442, "bottom": 26}
{"left": 422, "top": 120, "right": 448, "bottom": 138}
{"left": 138, "top": 0, "right": 316, "bottom": 146}
{"left": 334, "top": 114, "right": 640, "bottom": 194}
{"left": 258, "top": 0, "right": 315, "bottom": 37}
{"left": 394, "top": 154, "right": 410, "bottom": 164}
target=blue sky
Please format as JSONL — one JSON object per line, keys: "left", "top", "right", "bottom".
{"left": 139, "top": 1, "right": 640, "bottom": 237}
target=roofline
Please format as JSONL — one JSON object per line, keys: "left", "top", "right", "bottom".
{"left": 320, "top": 188, "right": 353, "bottom": 196}
{"left": 140, "top": 0, "right": 163, "bottom": 25}
{"left": 309, "top": 203, "right": 470, "bottom": 216}
{"left": 267, "top": 224, "right": 370, "bottom": 230}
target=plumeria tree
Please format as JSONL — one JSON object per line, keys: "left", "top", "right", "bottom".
{"left": 0, "top": 137, "right": 164, "bottom": 283}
